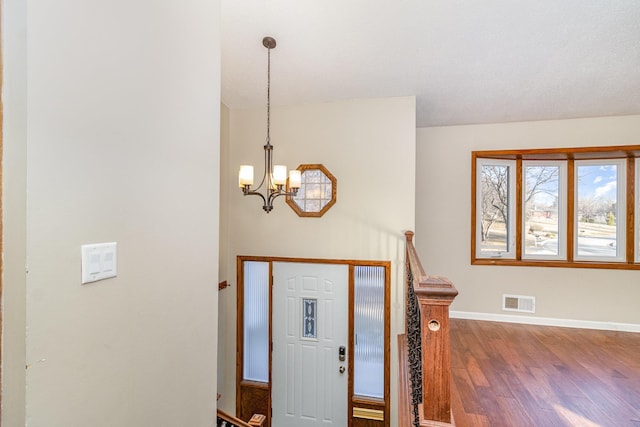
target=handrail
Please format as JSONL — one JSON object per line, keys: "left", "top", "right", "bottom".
{"left": 217, "top": 409, "right": 266, "bottom": 427}
{"left": 405, "top": 231, "right": 458, "bottom": 300}
{"left": 401, "top": 231, "right": 458, "bottom": 426}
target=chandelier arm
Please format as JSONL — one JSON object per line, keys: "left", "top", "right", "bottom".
{"left": 265, "top": 142, "right": 273, "bottom": 191}
{"left": 268, "top": 186, "right": 299, "bottom": 203}
{"left": 267, "top": 189, "right": 286, "bottom": 208}
{"left": 242, "top": 187, "right": 268, "bottom": 205}
{"left": 250, "top": 143, "right": 271, "bottom": 193}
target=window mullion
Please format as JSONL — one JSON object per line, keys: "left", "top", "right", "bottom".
{"left": 567, "top": 159, "right": 575, "bottom": 263}
{"left": 516, "top": 159, "right": 523, "bottom": 260}
{"left": 627, "top": 157, "right": 635, "bottom": 263}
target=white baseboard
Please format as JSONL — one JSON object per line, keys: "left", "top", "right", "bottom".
{"left": 450, "top": 310, "right": 640, "bottom": 333}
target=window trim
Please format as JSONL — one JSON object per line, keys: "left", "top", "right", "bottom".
{"left": 471, "top": 145, "right": 640, "bottom": 270}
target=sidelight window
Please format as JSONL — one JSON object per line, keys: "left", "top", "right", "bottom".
{"left": 242, "top": 261, "right": 269, "bottom": 382}
{"left": 353, "top": 265, "right": 385, "bottom": 399}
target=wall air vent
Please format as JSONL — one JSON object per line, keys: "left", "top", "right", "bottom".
{"left": 502, "top": 294, "right": 535, "bottom": 313}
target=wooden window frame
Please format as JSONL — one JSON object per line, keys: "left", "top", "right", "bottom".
{"left": 472, "top": 145, "right": 640, "bottom": 270}
{"left": 286, "top": 164, "right": 337, "bottom": 218}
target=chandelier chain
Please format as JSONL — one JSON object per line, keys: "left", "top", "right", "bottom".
{"left": 239, "top": 36, "right": 300, "bottom": 213}
{"left": 266, "top": 42, "right": 271, "bottom": 145}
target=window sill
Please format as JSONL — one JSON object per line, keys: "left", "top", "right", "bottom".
{"left": 472, "top": 258, "right": 640, "bottom": 270}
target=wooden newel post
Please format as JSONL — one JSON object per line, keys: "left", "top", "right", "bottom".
{"left": 415, "top": 277, "right": 458, "bottom": 424}
{"left": 404, "top": 230, "right": 458, "bottom": 426}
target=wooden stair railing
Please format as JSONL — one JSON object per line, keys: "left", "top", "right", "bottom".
{"left": 399, "top": 231, "right": 458, "bottom": 427}
{"left": 217, "top": 409, "right": 266, "bottom": 427}
{"left": 217, "top": 394, "right": 265, "bottom": 427}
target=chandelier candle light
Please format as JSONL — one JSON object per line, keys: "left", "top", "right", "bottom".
{"left": 239, "top": 36, "right": 301, "bottom": 213}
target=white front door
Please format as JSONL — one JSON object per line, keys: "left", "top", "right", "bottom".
{"left": 272, "top": 262, "right": 349, "bottom": 427}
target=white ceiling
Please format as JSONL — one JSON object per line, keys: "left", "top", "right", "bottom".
{"left": 221, "top": 1, "right": 640, "bottom": 127}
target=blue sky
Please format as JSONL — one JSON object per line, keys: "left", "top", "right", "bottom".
{"left": 526, "top": 163, "right": 619, "bottom": 207}
{"left": 577, "top": 164, "right": 618, "bottom": 200}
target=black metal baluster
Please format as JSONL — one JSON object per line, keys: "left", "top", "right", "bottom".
{"left": 406, "top": 265, "right": 423, "bottom": 427}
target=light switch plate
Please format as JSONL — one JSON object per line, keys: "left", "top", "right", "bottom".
{"left": 81, "top": 242, "right": 117, "bottom": 284}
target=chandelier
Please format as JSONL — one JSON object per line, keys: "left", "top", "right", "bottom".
{"left": 238, "top": 36, "right": 301, "bottom": 213}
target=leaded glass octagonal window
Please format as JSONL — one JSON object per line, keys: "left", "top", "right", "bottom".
{"left": 286, "top": 164, "right": 337, "bottom": 217}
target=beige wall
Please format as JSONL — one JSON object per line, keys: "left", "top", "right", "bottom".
{"left": 217, "top": 103, "right": 230, "bottom": 397}
{"left": 218, "top": 96, "right": 416, "bottom": 425}
{"left": 219, "top": 104, "right": 230, "bottom": 283}
{"left": 2, "top": 0, "right": 28, "bottom": 423}
{"left": 417, "top": 115, "right": 640, "bottom": 326}
{"left": 3, "top": 1, "right": 221, "bottom": 425}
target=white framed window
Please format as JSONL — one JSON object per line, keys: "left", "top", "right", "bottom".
{"left": 522, "top": 161, "right": 567, "bottom": 260}
{"left": 476, "top": 158, "right": 517, "bottom": 259}
{"left": 574, "top": 159, "right": 626, "bottom": 262}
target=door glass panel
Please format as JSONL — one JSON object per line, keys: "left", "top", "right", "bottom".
{"left": 354, "top": 265, "right": 384, "bottom": 398}
{"left": 243, "top": 261, "right": 269, "bottom": 382}
{"left": 302, "top": 298, "right": 318, "bottom": 339}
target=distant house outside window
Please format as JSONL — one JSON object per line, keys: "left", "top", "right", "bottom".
{"left": 472, "top": 146, "right": 640, "bottom": 269}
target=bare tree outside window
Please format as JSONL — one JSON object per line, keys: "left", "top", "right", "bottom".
{"left": 481, "top": 163, "right": 564, "bottom": 257}
{"left": 523, "top": 165, "right": 561, "bottom": 257}
{"left": 480, "top": 165, "right": 510, "bottom": 253}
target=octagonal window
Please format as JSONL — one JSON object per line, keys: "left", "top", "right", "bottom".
{"left": 286, "top": 164, "right": 337, "bottom": 217}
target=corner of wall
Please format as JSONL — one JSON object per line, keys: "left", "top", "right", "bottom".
{"left": 2, "top": 0, "right": 28, "bottom": 423}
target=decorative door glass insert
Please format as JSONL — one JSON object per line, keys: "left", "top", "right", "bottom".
{"left": 286, "top": 164, "right": 337, "bottom": 217}
{"left": 302, "top": 298, "right": 318, "bottom": 339}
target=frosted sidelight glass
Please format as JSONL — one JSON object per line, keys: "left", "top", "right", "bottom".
{"left": 354, "top": 265, "right": 385, "bottom": 398}
{"left": 243, "top": 261, "right": 269, "bottom": 382}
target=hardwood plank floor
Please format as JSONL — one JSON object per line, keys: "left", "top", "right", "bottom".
{"left": 449, "top": 319, "right": 640, "bottom": 427}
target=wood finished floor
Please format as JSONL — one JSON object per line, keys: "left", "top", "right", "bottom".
{"left": 449, "top": 319, "right": 640, "bottom": 427}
